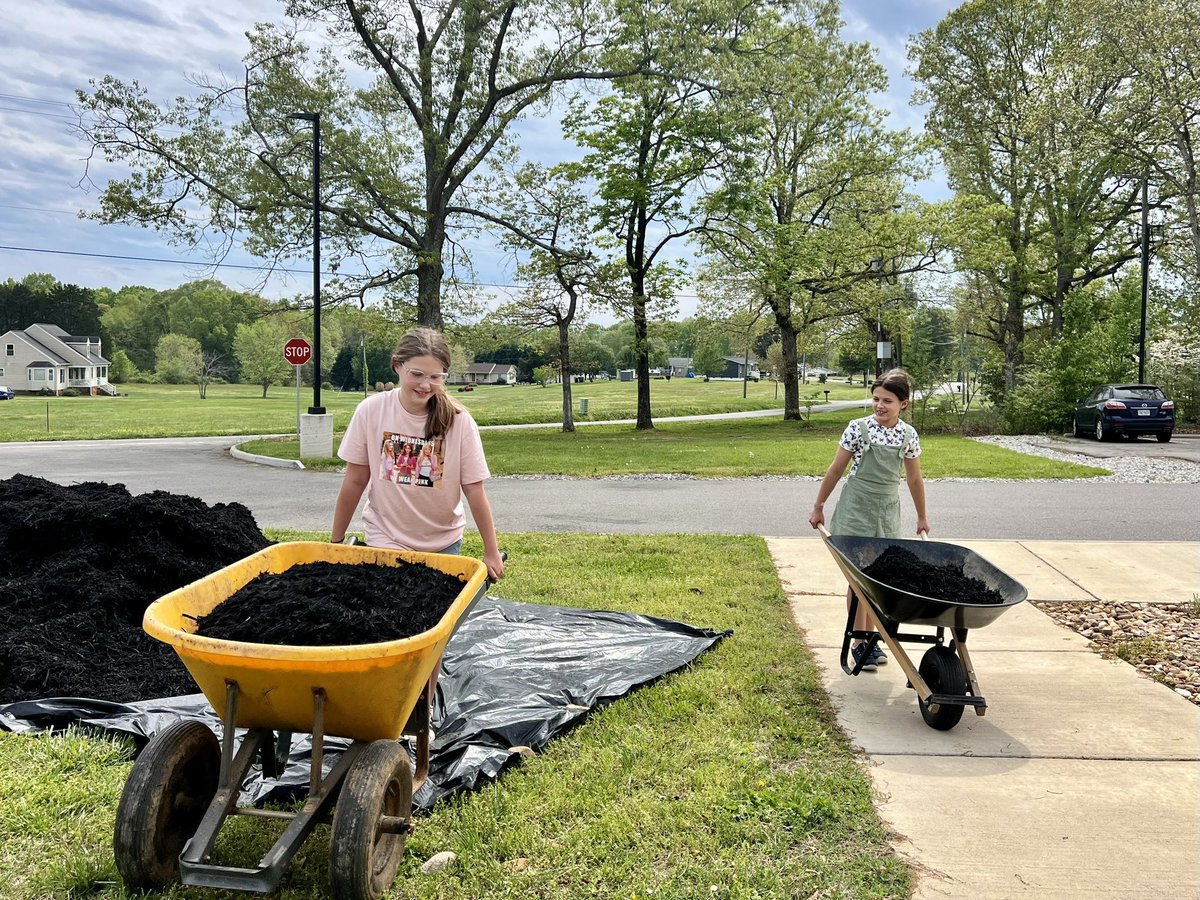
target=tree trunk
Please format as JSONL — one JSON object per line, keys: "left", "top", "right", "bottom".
{"left": 558, "top": 319, "right": 575, "bottom": 433}
{"left": 261, "top": 382, "right": 269, "bottom": 399}
{"left": 415, "top": 248, "right": 444, "bottom": 329}
{"left": 779, "top": 318, "right": 801, "bottom": 421}
{"left": 1002, "top": 268, "right": 1025, "bottom": 391}
{"left": 631, "top": 277, "right": 653, "bottom": 430}
{"left": 1176, "top": 127, "right": 1200, "bottom": 280}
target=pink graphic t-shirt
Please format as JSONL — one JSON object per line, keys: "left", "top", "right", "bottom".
{"left": 337, "top": 392, "right": 490, "bottom": 551}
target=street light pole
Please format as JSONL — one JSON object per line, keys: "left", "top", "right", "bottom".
{"left": 289, "top": 111, "right": 324, "bottom": 414}
{"left": 1139, "top": 174, "right": 1149, "bottom": 384}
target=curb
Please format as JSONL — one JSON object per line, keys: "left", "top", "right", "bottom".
{"left": 229, "top": 444, "right": 305, "bottom": 470}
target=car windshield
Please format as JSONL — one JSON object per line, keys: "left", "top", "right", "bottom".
{"left": 1113, "top": 386, "right": 1165, "bottom": 400}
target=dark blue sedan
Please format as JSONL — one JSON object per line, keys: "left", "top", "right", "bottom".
{"left": 1072, "top": 384, "right": 1175, "bottom": 442}
{"left": 0, "top": 385, "right": 14, "bottom": 401}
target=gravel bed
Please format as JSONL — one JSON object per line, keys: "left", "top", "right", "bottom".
{"left": 970, "top": 435, "right": 1200, "bottom": 483}
{"left": 1033, "top": 600, "right": 1200, "bottom": 706}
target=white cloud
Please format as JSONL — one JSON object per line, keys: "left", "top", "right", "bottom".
{"left": 1, "top": 0, "right": 954, "bottom": 309}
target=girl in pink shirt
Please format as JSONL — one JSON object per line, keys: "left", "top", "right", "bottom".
{"left": 331, "top": 328, "right": 505, "bottom": 582}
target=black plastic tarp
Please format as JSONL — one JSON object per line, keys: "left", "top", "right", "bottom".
{"left": 0, "top": 596, "right": 728, "bottom": 809}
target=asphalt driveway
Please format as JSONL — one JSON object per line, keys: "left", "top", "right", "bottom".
{"left": 2, "top": 436, "right": 1199, "bottom": 541}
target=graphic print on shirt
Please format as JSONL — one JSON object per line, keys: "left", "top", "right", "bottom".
{"left": 380, "top": 432, "right": 444, "bottom": 489}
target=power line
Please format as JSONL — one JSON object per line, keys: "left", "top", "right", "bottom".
{"left": 0, "top": 92, "right": 73, "bottom": 107}
{"left": 0, "top": 242, "right": 703, "bottom": 297}
{"left": 0, "top": 243, "right": 315, "bottom": 275}
{"left": 0, "top": 106, "right": 78, "bottom": 123}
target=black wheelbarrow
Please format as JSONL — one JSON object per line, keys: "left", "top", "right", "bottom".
{"left": 817, "top": 526, "right": 1027, "bottom": 730}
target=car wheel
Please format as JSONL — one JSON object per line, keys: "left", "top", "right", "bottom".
{"left": 1072, "top": 415, "right": 1083, "bottom": 437}
{"left": 1158, "top": 431, "right": 1173, "bottom": 443}
{"left": 1094, "top": 418, "right": 1106, "bottom": 441}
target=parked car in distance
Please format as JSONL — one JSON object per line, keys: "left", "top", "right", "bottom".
{"left": 1072, "top": 384, "right": 1174, "bottom": 442}
{"left": 0, "top": 385, "right": 14, "bottom": 400}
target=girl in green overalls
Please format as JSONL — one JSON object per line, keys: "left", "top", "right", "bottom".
{"left": 808, "top": 368, "right": 930, "bottom": 671}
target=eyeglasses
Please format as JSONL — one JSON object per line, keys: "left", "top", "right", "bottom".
{"left": 402, "top": 366, "right": 448, "bottom": 384}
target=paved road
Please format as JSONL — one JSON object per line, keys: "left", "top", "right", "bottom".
{"left": 2, "top": 435, "right": 1198, "bottom": 541}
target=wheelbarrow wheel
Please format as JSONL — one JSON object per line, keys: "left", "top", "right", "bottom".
{"left": 113, "top": 720, "right": 220, "bottom": 889}
{"left": 918, "top": 646, "right": 968, "bottom": 731}
{"left": 330, "top": 740, "right": 413, "bottom": 900}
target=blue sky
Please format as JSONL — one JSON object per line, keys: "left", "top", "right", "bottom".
{"left": 0, "top": 0, "right": 956, "bottom": 318}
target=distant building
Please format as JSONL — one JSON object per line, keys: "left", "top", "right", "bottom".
{"left": 721, "top": 356, "right": 760, "bottom": 380}
{"left": 460, "top": 362, "right": 517, "bottom": 385}
{"left": 0, "top": 323, "right": 114, "bottom": 395}
{"left": 667, "top": 357, "right": 693, "bottom": 377}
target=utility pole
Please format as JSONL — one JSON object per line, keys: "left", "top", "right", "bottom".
{"left": 1139, "top": 175, "right": 1149, "bottom": 383}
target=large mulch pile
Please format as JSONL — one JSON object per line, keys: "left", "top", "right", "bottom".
{"left": 196, "top": 560, "right": 464, "bottom": 646}
{"left": 0, "top": 474, "right": 270, "bottom": 704}
{"left": 862, "top": 546, "right": 1005, "bottom": 604}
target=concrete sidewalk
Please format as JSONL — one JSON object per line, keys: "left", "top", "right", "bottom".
{"left": 768, "top": 537, "right": 1200, "bottom": 899}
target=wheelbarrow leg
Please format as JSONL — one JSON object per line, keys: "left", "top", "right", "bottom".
{"left": 951, "top": 628, "right": 986, "bottom": 716}
{"left": 842, "top": 588, "right": 935, "bottom": 702}
{"left": 402, "top": 676, "right": 435, "bottom": 793}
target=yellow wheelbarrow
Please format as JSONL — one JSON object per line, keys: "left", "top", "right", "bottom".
{"left": 112, "top": 541, "right": 489, "bottom": 900}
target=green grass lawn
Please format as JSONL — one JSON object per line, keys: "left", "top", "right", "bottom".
{"left": 0, "top": 379, "right": 862, "bottom": 442}
{"left": 0, "top": 532, "right": 909, "bottom": 900}
{"left": 244, "top": 414, "right": 1110, "bottom": 479}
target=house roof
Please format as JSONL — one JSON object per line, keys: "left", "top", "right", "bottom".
{"left": 18, "top": 324, "right": 109, "bottom": 367}
{"left": 465, "top": 362, "right": 516, "bottom": 374}
{"left": 723, "top": 356, "right": 760, "bottom": 365}
{"left": 668, "top": 357, "right": 692, "bottom": 366}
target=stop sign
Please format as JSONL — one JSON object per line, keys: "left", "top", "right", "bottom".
{"left": 283, "top": 338, "right": 312, "bottom": 366}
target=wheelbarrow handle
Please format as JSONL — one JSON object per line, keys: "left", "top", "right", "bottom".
{"left": 818, "top": 523, "right": 928, "bottom": 541}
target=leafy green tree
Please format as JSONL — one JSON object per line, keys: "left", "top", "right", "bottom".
{"left": 692, "top": 340, "right": 725, "bottom": 378}
{"left": 489, "top": 162, "right": 597, "bottom": 431}
{"left": 107, "top": 349, "right": 137, "bottom": 383}
{"left": 1104, "top": 0, "right": 1200, "bottom": 290}
{"left": 572, "top": 337, "right": 616, "bottom": 379}
{"left": 234, "top": 318, "right": 293, "bottom": 398}
{"left": 704, "top": 0, "right": 937, "bottom": 419}
{"left": 158, "top": 281, "right": 266, "bottom": 375}
{"left": 911, "top": 0, "right": 1153, "bottom": 392}
{"left": 154, "top": 333, "right": 203, "bottom": 384}
{"left": 563, "top": 0, "right": 761, "bottom": 429}
{"left": 77, "top": 0, "right": 647, "bottom": 328}
{"left": 0, "top": 277, "right": 107, "bottom": 345}
{"left": 100, "top": 285, "right": 169, "bottom": 371}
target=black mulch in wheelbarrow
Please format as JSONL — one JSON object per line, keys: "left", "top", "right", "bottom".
{"left": 0, "top": 475, "right": 269, "bottom": 705}
{"left": 195, "top": 561, "right": 467, "bottom": 646}
{"left": 862, "top": 545, "right": 1005, "bottom": 605}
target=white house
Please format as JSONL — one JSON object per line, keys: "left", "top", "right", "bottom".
{"left": 462, "top": 362, "right": 517, "bottom": 385}
{"left": 0, "top": 323, "right": 114, "bottom": 396}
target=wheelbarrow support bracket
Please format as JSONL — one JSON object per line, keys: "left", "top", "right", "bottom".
{"left": 178, "top": 682, "right": 365, "bottom": 893}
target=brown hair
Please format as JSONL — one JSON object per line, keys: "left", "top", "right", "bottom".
{"left": 391, "top": 327, "right": 460, "bottom": 439}
{"left": 872, "top": 367, "right": 912, "bottom": 403}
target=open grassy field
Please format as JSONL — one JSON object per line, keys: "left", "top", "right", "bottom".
{"left": 0, "top": 532, "right": 909, "bottom": 900}
{"left": 243, "top": 414, "right": 1109, "bottom": 479}
{"left": 0, "top": 379, "right": 863, "bottom": 442}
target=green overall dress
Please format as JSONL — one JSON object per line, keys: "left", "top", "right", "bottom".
{"left": 828, "top": 418, "right": 910, "bottom": 539}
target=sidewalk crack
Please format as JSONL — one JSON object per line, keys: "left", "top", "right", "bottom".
{"left": 1016, "top": 541, "right": 1103, "bottom": 601}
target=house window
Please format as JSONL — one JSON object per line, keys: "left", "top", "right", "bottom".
{"left": 31, "top": 369, "right": 46, "bottom": 382}
{"left": 5, "top": 344, "right": 12, "bottom": 356}
{"left": 0, "top": 367, "right": 4, "bottom": 377}
{"left": 69, "top": 367, "right": 85, "bottom": 380}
